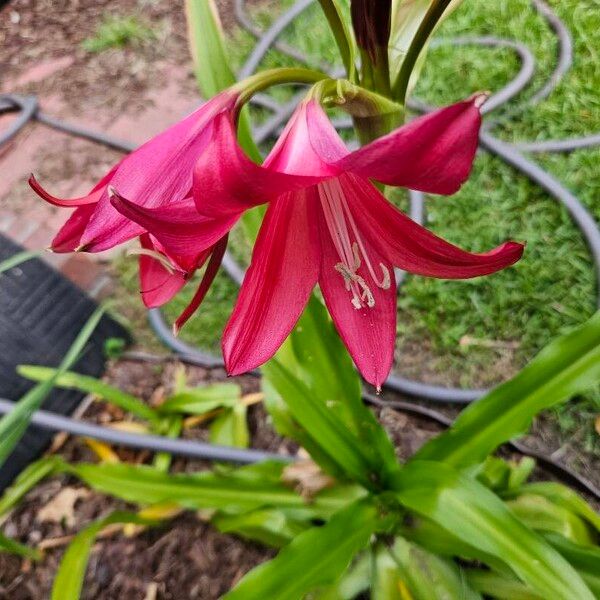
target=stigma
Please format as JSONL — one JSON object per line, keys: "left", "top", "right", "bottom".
{"left": 319, "top": 179, "right": 391, "bottom": 310}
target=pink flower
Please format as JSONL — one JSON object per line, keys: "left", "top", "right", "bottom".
{"left": 114, "top": 95, "right": 524, "bottom": 388}
{"left": 29, "top": 90, "right": 238, "bottom": 253}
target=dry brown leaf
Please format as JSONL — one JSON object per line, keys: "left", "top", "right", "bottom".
{"left": 37, "top": 487, "right": 90, "bottom": 528}
{"left": 282, "top": 459, "right": 335, "bottom": 499}
{"left": 595, "top": 415, "right": 600, "bottom": 436}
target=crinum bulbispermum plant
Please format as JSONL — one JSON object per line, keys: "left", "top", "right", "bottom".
{"left": 24, "top": 0, "right": 600, "bottom": 598}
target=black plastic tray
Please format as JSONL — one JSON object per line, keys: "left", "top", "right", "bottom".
{"left": 0, "top": 234, "right": 129, "bottom": 489}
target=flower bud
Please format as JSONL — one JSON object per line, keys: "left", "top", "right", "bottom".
{"left": 350, "top": 0, "right": 392, "bottom": 62}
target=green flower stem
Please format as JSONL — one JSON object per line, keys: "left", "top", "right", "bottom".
{"left": 235, "top": 68, "right": 329, "bottom": 106}
{"left": 392, "top": 0, "right": 453, "bottom": 104}
{"left": 317, "top": 0, "right": 357, "bottom": 81}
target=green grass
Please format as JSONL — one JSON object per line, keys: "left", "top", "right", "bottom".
{"left": 82, "top": 15, "right": 154, "bottom": 53}
{"left": 117, "top": 0, "right": 599, "bottom": 450}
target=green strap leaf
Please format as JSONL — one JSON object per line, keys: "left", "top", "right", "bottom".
{"left": 0, "top": 306, "right": 106, "bottom": 468}
{"left": 0, "top": 249, "right": 40, "bottom": 274}
{"left": 383, "top": 537, "right": 483, "bottom": 600}
{"left": 264, "top": 295, "right": 399, "bottom": 489}
{"left": 0, "top": 457, "right": 61, "bottom": 519}
{"left": 212, "top": 507, "right": 309, "bottom": 547}
{"left": 209, "top": 403, "right": 249, "bottom": 448}
{"left": 158, "top": 383, "right": 241, "bottom": 415}
{"left": 223, "top": 499, "right": 381, "bottom": 600}
{"left": 392, "top": 461, "right": 595, "bottom": 600}
{"left": 63, "top": 462, "right": 345, "bottom": 517}
{"left": 264, "top": 359, "right": 378, "bottom": 489}
{"left": 0, "top": 530, "right": 41, "bottom": 560}
{"left": 505, "top": 494, "right": 595, "bottom": 546}
{"left": 414, "top": 312, "right": 600, "bottom": 468}
{"left": 544, "top": 533, "right": 600, "bottom": 597}
{"left": 506, "top": 482, "right": 600, "bottom": 534}
{"left": 17, "top": 365, "right": 159, "bottom": 423}
{"left": 465, "top": 570, "right": 544, "bottom": 600}
{"left": 51, "top": 512, "right": 154, "bottom": 600}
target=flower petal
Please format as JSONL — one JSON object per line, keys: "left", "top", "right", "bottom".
{"left": 174, "top": 234, "right": 228, "bottom": 334}
{"left": 138, "top": 234, "right": 187, "bottom": 308}
{"left": 51, "top": 204, "right": 97, "bottom": 252}
{"left": 346, "top": 174, "right": 524, "bottom": 278}
{"left": 222, "top": 190, "right": 320, "bottom": 375}
{"left": 29, "top": 165, "right": 119, "bottom": 207}
{"left": 80, "top": 91, "right": 237, "bottom": 251}
{"left": 110, "top": 191, "right": 237, "bottom": 273}
{"left": 316, "top": 196, "right": 397, "bottom": 390}
{"left": 193, "top": 110, "right": 330, "bottom": 218}
{"left": 335, "top": 96, "right": 484, "bottom": 195}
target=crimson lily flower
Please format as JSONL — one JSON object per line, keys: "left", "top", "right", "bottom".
{"left": 29, "top": 90, "right": 238, "bottom": 253}
{"left": 114, "top": 95, "right": 523, "bottom": 388}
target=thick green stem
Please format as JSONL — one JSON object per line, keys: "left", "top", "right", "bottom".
{"left": 392, "top": 0, "right": 452, "bottom": 104}
{"left": 235, "top": 67, "right": 329, "bottom": 106}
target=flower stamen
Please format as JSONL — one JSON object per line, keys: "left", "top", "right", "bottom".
{"left": 320, "top": 179, "right": 391, "bottom": 310}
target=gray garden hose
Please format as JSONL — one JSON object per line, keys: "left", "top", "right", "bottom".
{"left": 0, "top": 398, "right": 286, "bottom": 464}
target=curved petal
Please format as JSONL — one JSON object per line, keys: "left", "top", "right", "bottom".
{"left": 193, "top": 109, "right": 331, "bottom": 218}
{"left": 29, "top": 164, "right": 119, "bottom": 207}
{"left": 316, "top": 198, "right": 397, "bottom": 390}
{"left": 222, "top": 189, "right": 320, "bottom": 375}
{"left": 174, "top": 234, "right": 228, "bottom": 334}
{"left": 51, "top": 204, "right": 97, "bottom": 252}
{"left": 138, "top": 234, "right": 187, "bottom": 308}
{"left": 345, "top": 174, "right": 524, "bottom": 278}
{"left": 266, "top": 101, "right": 348, "bottom": 171}
{"left": 80, "top": 92, "right": 237, "bottom": 251}
{"left": 110, "top": 191, "right": 237, "bottom": 273}
{"left": 335, "top": 96, "right": 485, "bottom": 195}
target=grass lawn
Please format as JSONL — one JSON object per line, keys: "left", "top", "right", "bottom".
{"left": 117, "top": 0, "right": 600, "bottom": 451}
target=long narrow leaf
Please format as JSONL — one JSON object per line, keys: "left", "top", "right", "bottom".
{"left": 414, "top": 312, "right": 600, "bottom": 468}
{"left": 264, "top": 295, "right": 399, "bottom": 489}
{"left": 465, "top": 570, "right": 544, "bottom": 600}
{"left": 0, "top": 249, "right": 40, "bottom": 274}
{"left": 223, "top": 499, "right": 381, "bottom": 600}
{"left": 158, "top": 383, "right": 241, "bottom": 415}
{"left": 264, "top": 359, "right": 377, "bottom": 489}
{"left": 0, "top": 306, "right": 106, "bottom": 467}
{"left": 51, "top": 512, "right": 154, "bottom": 600}
{"left": 544, "top": 533, "right": 600, "bottom": 597}
{"left": 17, "top": 366, "right": 158, "bottom": 423}
{"left": 392, "top": 461, "right": 594, "bottom": 600}
{"left": 0, "top": 530, "right": 40, "bottom": 560}
{"left": 63, "top": 462, "right": 345, "bottom": 517}
{"left": 506, "top": 482, "right": 600, "bottom": 533}
{"left": 0, "top": 457, "right": 61, "bottom": 519}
